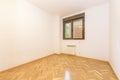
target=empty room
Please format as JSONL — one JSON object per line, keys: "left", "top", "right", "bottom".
{"left": 0, "top": 0, "right": 120, "bottom": 80}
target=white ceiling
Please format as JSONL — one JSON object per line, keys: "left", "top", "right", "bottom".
{"left": 28, "top": 0, "right": 109, "bottom": 17}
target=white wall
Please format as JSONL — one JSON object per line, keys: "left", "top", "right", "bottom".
{"left": 0, "top": 0, "right": 16, "bottom": 71}
{"left": 109, "top": 0, "right": 120, "bottom": 79}
{"left": 0, "top": 0, "right": 59, "bottom": 71}
{"left": 61, "top": 3, "right": 109, "bottom": 61}
{"left": 52, "top": 16, "right": 61, "bottom": 53}
{"left": 14, "top": 0, "right": 55, "bottom": 66}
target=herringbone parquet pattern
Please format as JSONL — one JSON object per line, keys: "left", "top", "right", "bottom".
{"left": 0, "top": 54, "right": 118, "bottom": 80}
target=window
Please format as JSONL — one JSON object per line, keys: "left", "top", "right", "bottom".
{"left": 63, "top": 13, "right": 85, "bottom": 40}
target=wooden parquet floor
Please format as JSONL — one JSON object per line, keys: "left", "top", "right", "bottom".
{"left": 0, "top": 54, "right": 118, "bottom": 80}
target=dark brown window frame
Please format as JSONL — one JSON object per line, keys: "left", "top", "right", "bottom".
{"left": 63, "top": 13, "right": 85, "bottom": 40}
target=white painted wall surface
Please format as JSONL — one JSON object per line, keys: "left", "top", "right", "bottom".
{"left": 61, "top": 3, "right": 109, "bottom": 61}
{"left": 0, "top": 0, "right": 16, "bottom": 71}
{"left": 0, "top": 0, "right": 59, "bottom": 71}
{"left": 109, "top": 0, "right": 120, "bottom": 79}
{"left": 52, "top": 16, "right": 61, "bottom": 53}
{"left": 14, "top": 0, "right": 54, "bottom": 66}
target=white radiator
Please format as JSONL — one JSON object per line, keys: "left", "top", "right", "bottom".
{"left": 63, "top": 45, "right": 76, "bottom": 55}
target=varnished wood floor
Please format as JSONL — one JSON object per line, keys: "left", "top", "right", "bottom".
{"left": 0, "top": 54, "right": 118, "bottom": 80}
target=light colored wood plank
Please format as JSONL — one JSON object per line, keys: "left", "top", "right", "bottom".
{"left": 0, "top": 54, "right": 118, "bottom": 80}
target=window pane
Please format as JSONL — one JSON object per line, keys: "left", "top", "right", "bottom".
{"left": 73, "top": 19, "right": 83, "bottom": 38}
{"left": 65, "top": 23, "right": 72, "bottom": 38}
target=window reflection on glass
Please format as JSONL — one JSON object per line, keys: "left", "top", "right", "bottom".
{"left": 73, "top": 19, "right": 83, "bottom": 38}
{"left": 65, "top": 23, "right": 72, "bottom": 38}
